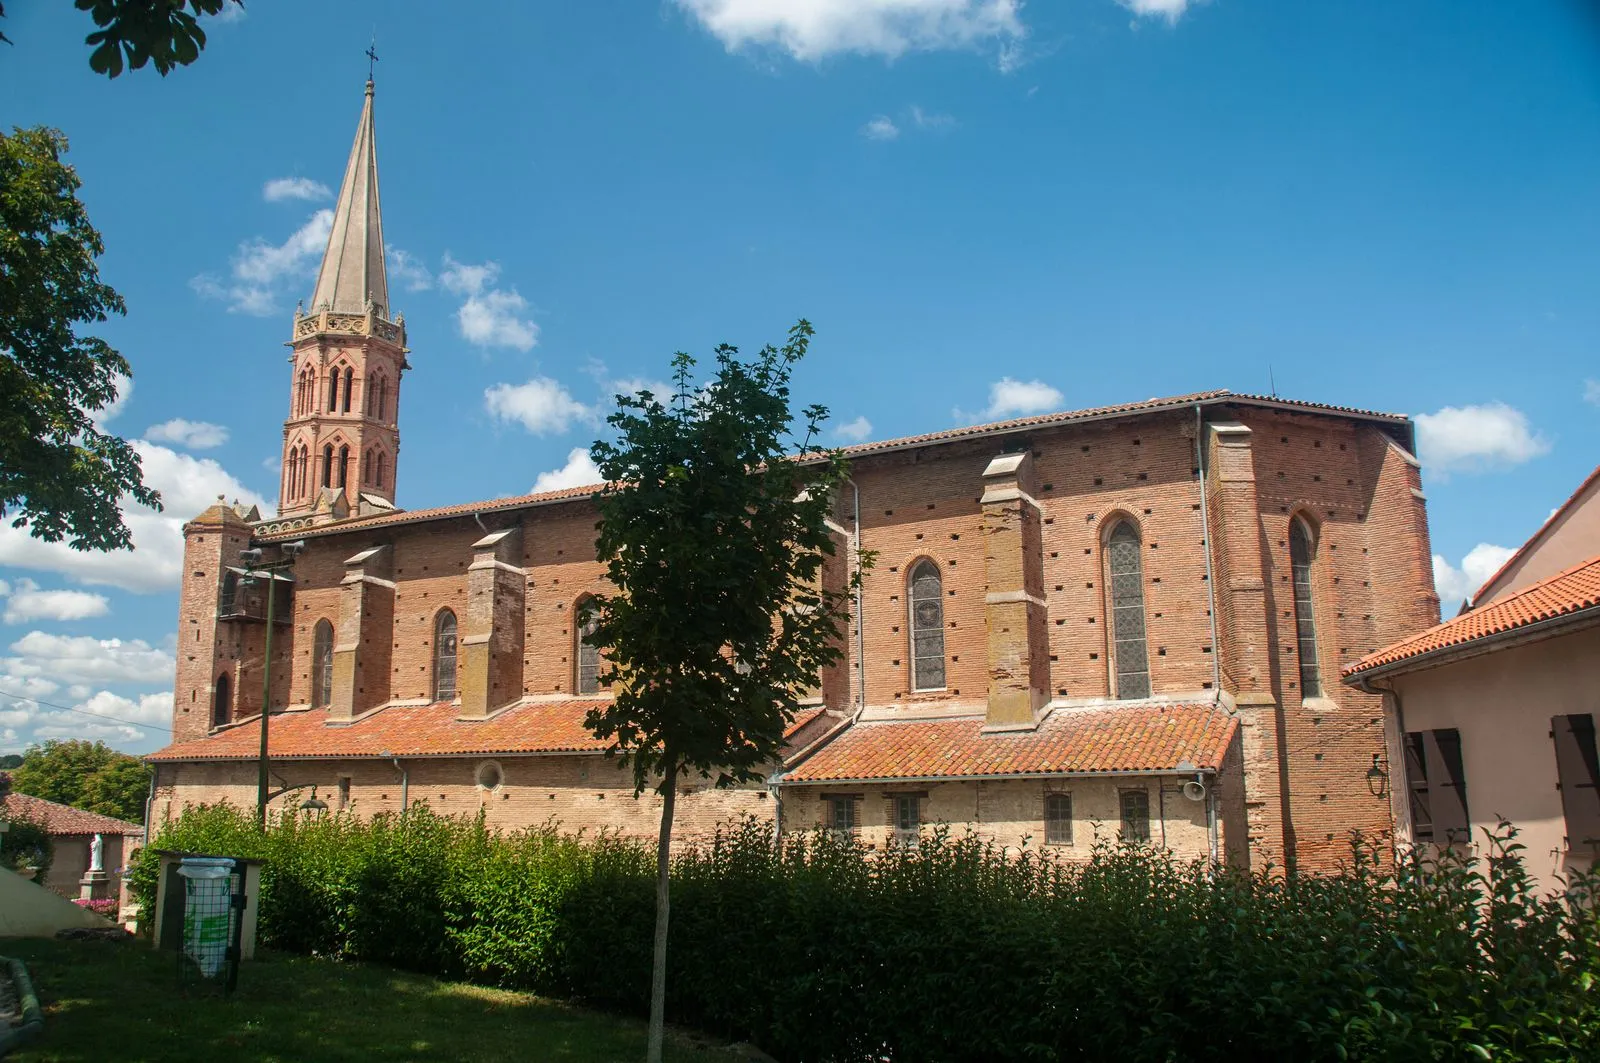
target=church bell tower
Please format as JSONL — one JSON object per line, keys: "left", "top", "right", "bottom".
{"left": 277, "top": 78, "right": 408, "bottom": 520}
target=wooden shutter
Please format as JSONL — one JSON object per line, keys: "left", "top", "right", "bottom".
{"left": 1552, "top": 714, "right": 1600, "bottom": 850}
{"left": 1424, "top": 729, "right": 1470, "bottom": 847}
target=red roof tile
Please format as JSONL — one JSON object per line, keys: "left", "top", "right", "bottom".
{"left": 256, "top": 390, "right": 1409, "bottom": 542}
{"left": 147, "top": 699, "right": 827, "bottom": 762}
{"left": 781, "top": 702, "right": 1238, "bottom": 783}
{"left": 1343, "top": 554, "right": 1600, "bottom": 679}
{"left": 1, "top": 793, "right": 141, "bottom": 835}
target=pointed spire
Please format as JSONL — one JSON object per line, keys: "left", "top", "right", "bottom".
{"left": 310, "top": 79, "right": 388, "bottom": 317}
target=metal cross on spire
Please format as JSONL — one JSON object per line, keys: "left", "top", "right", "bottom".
{"left": 366, "top": 39, "right": 379, "bottom": 82}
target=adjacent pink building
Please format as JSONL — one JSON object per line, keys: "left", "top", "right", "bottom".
{"left": 1343, "top": 465, "right": 1600, "bottom": 893}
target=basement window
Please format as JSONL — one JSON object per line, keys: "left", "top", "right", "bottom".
{"left": 1119, "top": 789, "right": 1150, "bottom": 844}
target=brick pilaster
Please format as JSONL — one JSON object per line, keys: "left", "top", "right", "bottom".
{"left": 981, "top": 451, "right": 1048, "bottom": 729}
{"left": 460, "top": 528, "right": 526, "bottom": 718}
{"left": 1207, "top": 421, "right": 1292, "bottom": 870}
{"left": 330, "top": 545, "right": 394, "bottom": 721}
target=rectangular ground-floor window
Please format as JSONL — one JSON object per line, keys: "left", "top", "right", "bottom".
{"left": 824, "top": 794, "right": 858, "bottom": 835}
{"left": 1044, "top": 791, "right": 1073, "bottom": 845}
{"left": 1120, "top": 788, "right": 1150, "bottom": 844}
{"left": 891, "top": 794, "right": 921, "bottom": 847}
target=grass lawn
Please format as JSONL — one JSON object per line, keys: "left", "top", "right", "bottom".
{"left": 2, "top": 937, "right": 750, "bottom": 1062}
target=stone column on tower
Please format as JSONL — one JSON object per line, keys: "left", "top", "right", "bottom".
{"left": 277, "top": 78, "right": 409, "bottom": 522}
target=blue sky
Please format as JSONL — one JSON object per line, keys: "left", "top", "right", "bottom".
{"left": 1, "top": 0, "right": 1597, "bottom": 755}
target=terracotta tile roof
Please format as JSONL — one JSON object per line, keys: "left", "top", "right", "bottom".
{"left": 781, "top": 702, "right": 1237, "bottom": 784}
{"left": 147, "top": 699, "right": 827, "bottom": 762}
{"left": 1343, "top": 554, "right": 1600, "bottom": 679}
{"left": 1466, "top": 462, "right": 1600, "bottom": 608}
{"left": 256, "top": 389, "right": 1409, "bottom": 542}
{"left": 1, "top": 793, "right": 142, "bottom": 836}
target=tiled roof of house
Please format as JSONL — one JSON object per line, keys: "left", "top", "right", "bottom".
{"left": 1343, "top": 554, "right": 1600, "bottom": 679}
{"left": 256, "top": 389, "right": 1409, "bottom": 542}
{"left": 781, "top": 702, "right": 1238, "bottom": 784}
{"left": 1, "top": 793, "right": 142, "bottom": 836}
{"left": 147, "top": 699, "right": 826, "bottom": 763}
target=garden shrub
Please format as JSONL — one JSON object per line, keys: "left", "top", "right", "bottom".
{"left": 132, "top": 804, "right": 1600, "bottom": 1062}
{"left": 0, "top": 808, "right": 54, "bottom": 881}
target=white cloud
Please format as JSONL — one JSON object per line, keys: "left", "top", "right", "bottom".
{"left": 485, "top": 378, "right": 595, "bottom": 436}
{"left": 388, "top": 246, "right": 433, "bottom": 292}
{"left": 975, "top": 377, "right": 1064, "bottom": 420}
{"left": 834, "top": 415, "right": 873, "bottom": 442}
{"left": 262, "top": 177, "right": 331, "bottom": 202}
{"left": 1117, "top": 0, "right": 1203, "bottom": 24}
{"left": 1433, "top": 543, "right": 1517, "bottom": 606}
{"left": 0, "top": 579, "right": 110, "bottom": 625}
{"left": 532, "top": 448, "right": 604, "bottom": 493}
{"left": 861, "top": 115, "right": 900, "bottom": 140}
{"left": 4, "top": 631, "right": 175, "bottom": 686}
{"left": 1584, "top": 379, "right": 1600, "bottom": 407}
{"left": 0, "top": 440, "right": 265, "bottom": 593}
{"left": 440, "top": 255, "right": 539, "bottom": 350}
{"left": 144, "top": 418, "right": 229, "bottom": 450}
{"left": 612, "top": 377, "right": 675, "bottom": 402}
{"left": 675, "top": 0, "right": 1026, "bottom": 62}
{"left": 0, "top": 686, "right": 173, "bottom": 748}
{"left": 909, "top": 105, "right": 955, "bottom": 129}
{"left": 192, "top": 209, "right": 333, "bottom": 316}
{"left": 211, "top": 1, "right": 246, "bottom": 23}
{"left": 1414, "top": 403, "right": 1549, "bottom": 474}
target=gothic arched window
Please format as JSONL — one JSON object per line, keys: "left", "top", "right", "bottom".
{"left": 1106, "top": 519, "right": 1151, "bottom": 700}
{"left": 361, "top": 449, "right": 372, "bottom": 485}
{"left": 312, "top": 618, "right": 334, "bottom": 708}
{"left": 342, "top": 366, "right": 354, "bottom": 413}
{"left": 908, "top": 558, "right": 946, "bottom": 691}
{"left": 376, "top": 451, "right": 386, "bottom": 488}
{"left": 212, "top": 672, "right": 231, "bottom": 728}
{"left": 379, "top": 377, "right": 389, "bottom": 421}
{"left": 433, "top": 609, "right": 458, "bottom": 701}
{"left": 337, "top": 445, "right": 350, "bottom": 489}
{"left": 1290, "top": 517, "right": 1323, "bottom": 698}
{"left": 327, "top": 368, "right": 340, "bottom": 412}
{"left": 575, "top": 598, "right": 601, "bottom": 695}
{"left": 365, "top": 373, "right": 376, "bottom": 416}
{"left": 321, "top": 444, "right": 335, "bottom": 488}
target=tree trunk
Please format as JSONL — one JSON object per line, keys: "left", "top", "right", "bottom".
{"left": 646, "top": 761, "right": 677, "bottom": 1063}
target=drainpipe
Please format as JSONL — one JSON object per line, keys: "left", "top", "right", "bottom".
{"left": 767, "top": 772, "right": 784, "bottom": 855}
{"left": 1206, "top": 775, "right": 1220, "bottom": 866}
{"left": 1193, "top": 404, "right": 1222, "bottom": 692}
{"left": 390, "top": 757, "right": 409, "bottom": 814}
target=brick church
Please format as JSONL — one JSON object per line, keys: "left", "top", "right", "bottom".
{"left": 148, "top": 80, "right": 1441, "bottom": 873}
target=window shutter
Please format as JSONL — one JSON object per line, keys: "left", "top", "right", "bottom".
{"left": 1424, "top": 729, "right": 1470, "bottom": 846}
{"left": 1552, "top": 714, "right": 1600, "bottom": 850}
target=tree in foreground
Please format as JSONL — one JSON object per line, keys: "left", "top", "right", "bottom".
{"left": 0, "top": 1, "right": 244, "bottom": 78}
{"left": 10, "top": 738, "right": 148, "bottom": 823}
{"left": 585, "top": 320, "right": 861, "bottom": 1063}
{"left": 0, "top": 126, "right": 157, "bottom": 550}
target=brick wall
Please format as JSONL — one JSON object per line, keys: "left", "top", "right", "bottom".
{"left": 166, "top": 401, "right": 1437, "bottom": 873}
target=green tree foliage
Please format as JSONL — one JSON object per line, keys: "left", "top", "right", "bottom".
{"left": 585, "top": 320, "right": 860, "bottom": 1062}
{"left": 0, "top": 1, "right": 243, "bottom": 78}
{"left": 11, "top": 739, "right": 146, "bottom": 823}
{"left": 0, "top": 753, "right": 20, "bottom": 769}
{"left": 0, "top": 809, "right": 53, "bottom": 879}
{"left": 0, "top": 126, "right": 158, "bottom": 551}
{"left": 135, "top": 805, "right": 1600, "bottom": 1062}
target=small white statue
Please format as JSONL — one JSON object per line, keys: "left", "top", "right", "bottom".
{"left": 89, "top": 832, "right": 104, "bottom": 872}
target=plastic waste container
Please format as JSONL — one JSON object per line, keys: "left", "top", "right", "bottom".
{"left": 176, "top": 857, "right": 235, "bottom": 979}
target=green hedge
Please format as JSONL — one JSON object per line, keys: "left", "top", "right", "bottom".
{"left": 133, "top": 805, "right": 1600, "bottom": 1062}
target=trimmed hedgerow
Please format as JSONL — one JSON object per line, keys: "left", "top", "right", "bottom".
{"left": 132, "top": 806, "right": 1600, "bottom": 1062}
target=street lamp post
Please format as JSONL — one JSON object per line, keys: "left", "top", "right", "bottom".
{"left": 239, "top": 542, "right": 304, "bottom": 827}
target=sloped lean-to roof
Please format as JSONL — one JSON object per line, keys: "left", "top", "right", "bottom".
{"left": 1343, "top": 554, "right": 1600, "bottom": 682}
{"left": 146, "top": 701, "right": 826, "bottom": 763}
{"left": 781, "top": 702, "right": 1238, "bottom": 785}
{"left": 0, "top": 793, "right": 142, "bottom": 836}
{"left": 255, "top": 388, "right": 1411, "bottom": 542}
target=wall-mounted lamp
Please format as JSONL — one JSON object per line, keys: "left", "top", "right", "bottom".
{"left": 299, "top": 787, "right": 329, "bottom": 813}
{"left": 1365, "top": 753, "right": 1389, "bottom": 797}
